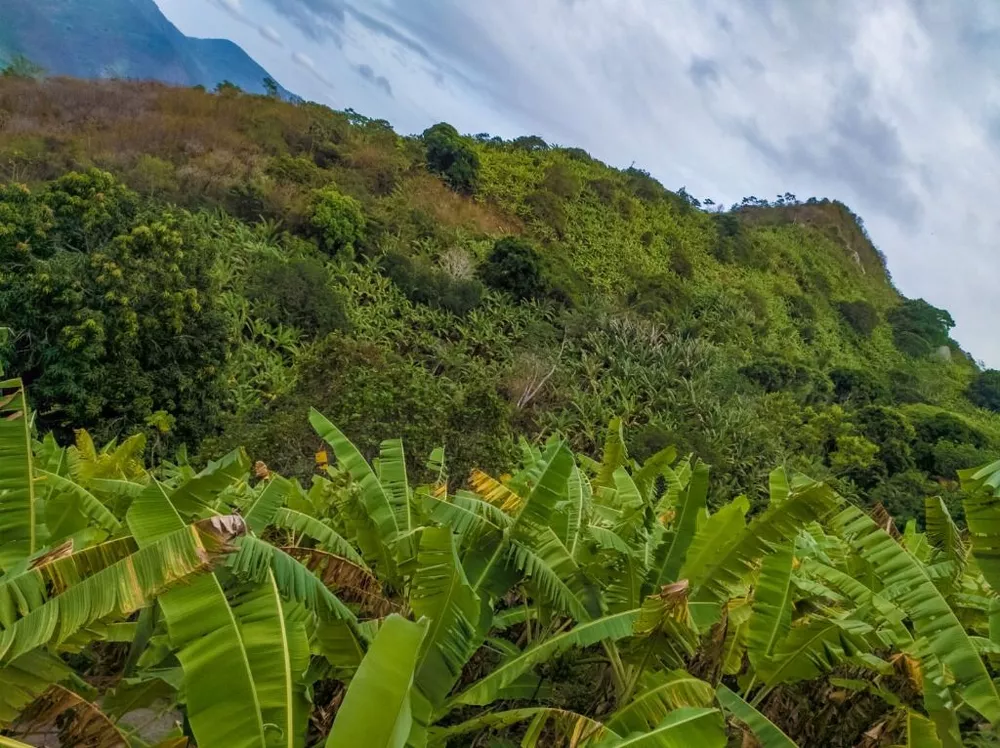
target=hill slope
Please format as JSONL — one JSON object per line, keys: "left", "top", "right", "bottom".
{"left": 0, "top": 0, "right": 287, "bottom": 95}
{"left": 0, "top": 77, "right": 996, "bottom": 524}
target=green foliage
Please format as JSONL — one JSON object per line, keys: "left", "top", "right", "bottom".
{"left": 310, "top": 187, "right": 366, "bottom": 255}
{"left": 43, "top": 168, "right": 139, "bottom": 250}
{"left": 829, "top": 367, "right": 887, "bottom": 406}
{"left": 888, "top": 299, "right": 955, "bottom": 357}
{"left": 245, "top": 256, "right": 350, "bottom": 337}
{"left": 836, "top": 299, "right": 878, "bottom": 336}
{"left": 1, "top": 55, "right": 44, "bottom": 80}
{"left": 968, "top": 370, "right": 1000, "bottom": 412}
{"left": 0, "top": 183, "right": 53, "bottom": 259}
{"left": 380, "top": 252, "right": 483, "bottom": 316}
{"left": 480, "top": 236, "right": 548, "bottom": 302}
{"left": 422, "top": 122, "right": 480, "bottom": 194}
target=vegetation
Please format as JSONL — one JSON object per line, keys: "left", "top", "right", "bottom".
{"left": 2, "top": 72, "right": 1000, "bottom": 745}
{"left": 3, "top": 382, "right": 1000, "bottom": 746}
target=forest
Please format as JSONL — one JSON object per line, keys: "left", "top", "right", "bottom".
{"left": 3, "top": 70, "right": 1000, "bottom": 746}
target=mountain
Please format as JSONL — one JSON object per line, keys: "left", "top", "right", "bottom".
{"left": 0, "top": 0, "right": 288, "bottom": 95}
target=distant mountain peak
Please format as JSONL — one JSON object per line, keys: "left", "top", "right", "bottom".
{"left": 0, "top": 0, "right": 291, "bottom": 96}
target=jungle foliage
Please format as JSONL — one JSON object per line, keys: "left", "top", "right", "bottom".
{"left": 0, "top": 75, "right": 996, "bottom": 526}
{"left": 2, "top": 385, "right": 1000, "bottom": 747}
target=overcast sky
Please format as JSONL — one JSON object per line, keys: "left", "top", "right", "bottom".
{"left": 156, "top": 0, "right": 1000, "bottom": 367}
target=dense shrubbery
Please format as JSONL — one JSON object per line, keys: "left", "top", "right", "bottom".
{"left": 380, "top": 251, "right": 484, "bottom": 315}
{"left": 968, "top": 369, "right": 1000, "bottom": 412}
{"left": 836, "top": 299, "right": 879, "bottom": 336}
{"left": 888, "top": 298, "right": 955, "bottom": 356}
{"left": 246, "top": 255, "right": 350, "bottom": 337}
{"left": 310, "top": 186, "right": 366, "bottom": 255}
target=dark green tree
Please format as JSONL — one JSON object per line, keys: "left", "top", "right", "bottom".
{"left": 422, "top": 123, "right": 480, "bottom": 194}
{"left": 887, "top": 298, "right": 954, "bottom": 356}
{"left": 836, "top": 299, "right": 879, "bottom": 336}
{"left": 967, "top": 369, "right": 1000, "bottom": 412}
{"left": 480, "top": 236, "right": 547, "bottom": 302}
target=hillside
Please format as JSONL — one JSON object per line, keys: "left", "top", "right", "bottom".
{"left": 0, "top": 0, "right": 287, "bottom": 95}
{"left": 0, "top": 75, "right": 998, "bottom": 526}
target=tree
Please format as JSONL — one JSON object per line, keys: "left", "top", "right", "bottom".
{"left": 422, "top": 122, "right": 480, "bottom": 194}
{"left": 246, "top": 256, "right": 350, "bottom": 337}
{"left": 479, "top": 236, "right": 547, "bottom": 301}
{"left": 967, "top": 369, "right": 1000, "bottom": 412}
{"left": 262, "top": 75, "right": 280, "bottom": 98}
{"left": 887, "top": 298, "right": 955, "bottom": 357}
{"left": 309, "top": 187, "right": 366, "bottom": 256}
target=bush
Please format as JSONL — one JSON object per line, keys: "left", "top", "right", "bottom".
{"left": 309, "top": 187, "right": 366, "bottom": 255}
{"left": 381, "top": 252, "right": 483, "bottom": 316}
{"left": 668, "top": 246, "right": 694, "bottom": 280}
{"left": 42, "top": 168, "right": 139, "bottom": 250}
{"left": 967, "top": 369, "right": 1000, "bottom": 412}
{"left": 524, "top": 189, "right": 568, "bottom": 237}
{"left": 480, "top": 237, "right": 547, "bottom": 302}
{"left": 740, "top": 356, "right": 811, "bottom": 393}
{"left": 627, "top": 273, "right": 688, "bottom": 319}
{"left": 0, "top": 182, "right": 54, "bottom": 260}
{"left": 422, "top": 122, "right": 480, "bottom": 194}
{"left": 869, "top": 470, "right": 936, "bottom": 527}
{"left": 245, "top": 256, "right": 350, "bottom": 337}
{"left": 829, "top": 367, "right": 887, "bottom": 405}
{"left": 836, "top": 299, "right": 879, "bottom": 336}
{"left": 542, "top": 163, "right": 581, "bottom": 200}
{"left": 887, "top": 298, "right": 954, "bottom": 357}
{"left": 855, "top": 405, "right": 915, "bottom": 478}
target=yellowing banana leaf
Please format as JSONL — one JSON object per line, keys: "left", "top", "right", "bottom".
{"left": 326, "top": 614, "right": 428, "bottom": 748}
{"left": 905, "top": 710, "right": 943, "bottom": 748}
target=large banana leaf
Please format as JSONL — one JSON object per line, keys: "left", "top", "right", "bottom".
{"left": 0, "top": 515, "right": 244, "bottom": 664}
{"left": 656, "top": 460, "right": 709, "bottom": 584}
{"left": 678, "top": 496, "right": 748, "bottom": 585}
{"left": 833, "top": 505, "right": 1000, "bottom": 723}
{"left": 747, "top": 542, "right": 794, "bottom": 668}
{"left": 326, "top": 614, "right": 428, "bottom": 748}
{"left": 36, "top": 469, "right": 122, "bottom": 536}
{"left": 0, "top": 650, "right": 71, "bottom": 725}
{"left": 449, "top": 608, "right": 640, "bottom": 709}
{"left": 689, "top": 480, "right": 841, "bottom": 604}
{"left": 606, "top": 670, "right": 714, "bottom": 734}
{"left": 410, "top": 527, "right": 485, "bottom": 709}
{"left": 508, "top": 526, "right": 601, "bottom": 621}
{"left": 596, "top": 707, "right": 726, "bottom": 747}
{"left": 756, "top": 617, "right": 872, "bottom": 687}
{"left": 0, "top": 379, "right": 37, "bottom": 564}
{"left": 243, "top": 476, "right": 293, "bottom": 536}
{"left": 715, "top": 685, "right": 796, "bottom": 747}
{"left": 430, "top": 708, "right": 614, "bottom": 747}
{"left": 0, "top": 536, "right": 138, "bottom": 626}
{"left": 905, "top": 710, "right": 943, "bottom": 748}
{"left": 168, "top": 447, "right": 250, "bottom": 516}
{"left": 233, "top": 574, "right": 311, "bottom": 748}
{"left": 310, "top": 410, "right": 398, "bottom": 542}
{"left": 127, "top": 482, "right": 266, "bottom": 748}
{"left": 270, "top": 507, "right": 364, "bottom": 566}
{"left": 595, "top": 417, "right": 627, "bottom": 490}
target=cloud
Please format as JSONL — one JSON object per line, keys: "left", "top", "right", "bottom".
{"left": 292, "top": 52, "right": 334, "bottom": 88}
{"left": 688, "top": 56, "right": 720, "bottom": 88}
{"left": 206, "top": 0, "right": 284, "bottom": 47}
{"left": 355, "top": 64, "right": 392, "bottom": 96}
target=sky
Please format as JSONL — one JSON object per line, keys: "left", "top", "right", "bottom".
{"left": 155, "top": 0, "right": 1000, "bottom": 367}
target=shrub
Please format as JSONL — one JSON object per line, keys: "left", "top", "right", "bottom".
{"left": 542, "top": 163, "right": 581, "bottom": 200}
{"left": 381, "top": 252, "right": 483, "bottom": 316}
{"left": 309, "top": 187, "right": 366, "bottom": 255}
{"left": 740, "top": 356, "right": 811, "bottom": 393}
{"left": 0, "top": 182, "right": 54, "bottom": 260}
{"left": 245, "top": 256, "right": 350, "bottom": 337}
{"left": 829, "top": 367, "right": 888, "bottom": 405}
{"left": 967, "top": 369, "right": 1000, "bottom": 412}
{"left": 855, "top": 405, "right": 915, "bottom": 477}
{"left": 668, "top": 247, "right": 694, "bottom": 280}
{"left": 480, "top": 236, "right": 547, "bottom": 302}
{"left": 42, "top": 169, "right": 139, "bottom": 250}
{"left": 887, "top": 298, "right": 954, "bottom": 357}
{"left": 836, "top": 299, "right": 878, "bottom": 336}
{"left": 627, "top": 273, "right": 687, "bottom": 319}
{"left": 869, "top": 470, "right": 936, "bottom": 527}
{"left": 524, "top": 189, "right": 568, "bottom": 237}
{"left": 422, "top": 122, "right": 480, "bottom": 194}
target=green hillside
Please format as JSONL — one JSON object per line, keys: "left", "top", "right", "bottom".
{"left": 1, "top": 75, "right": 998, "bottom": 524}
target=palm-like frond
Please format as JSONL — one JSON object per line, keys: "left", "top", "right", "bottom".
{"left": 595, "top": 707, "right": 726, "bottom": 747}
{"left": 715, "top": 685, "right": 796, "bottom": 747}
{"left": 656, "top": 460, "right": 708, "bottom": 584}
{"left": 0, "top": 379, "right": 37, "bottom": 563}
{"left": 606, "top": 670, "right": 714, "bottom": 734}
{"left": 746, "top": 542, "right": 794, "bottom": 669}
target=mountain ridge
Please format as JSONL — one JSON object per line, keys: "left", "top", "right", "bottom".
{"left": 0, "top": 0, "right": 289, "bottom": 96}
